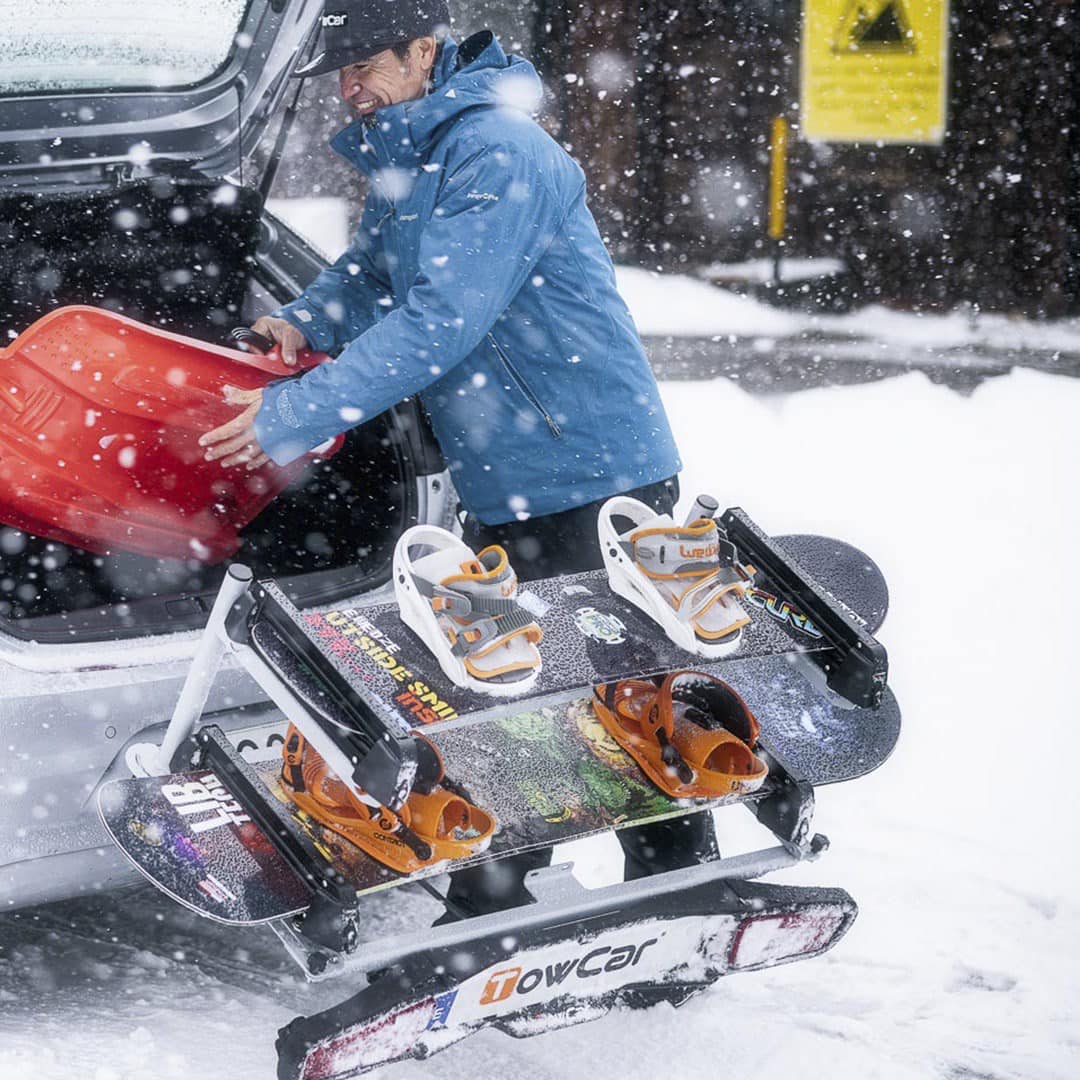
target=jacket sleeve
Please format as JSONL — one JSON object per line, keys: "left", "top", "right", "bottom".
{"left": 272, "top": 198, "right": 393, "bottom": 355}
{"left": 254, "top": 144, "right": 567, "bottom": 465}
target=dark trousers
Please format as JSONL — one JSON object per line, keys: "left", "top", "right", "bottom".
{"left": 439, "top": 476, "right": 718, "bottom": 921}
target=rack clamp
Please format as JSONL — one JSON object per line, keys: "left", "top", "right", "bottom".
{"left": 226, "top": 579, "right": 436, "bottom": 811}
{"left": 721, "top": 507, "right": 889, "bottom": 708}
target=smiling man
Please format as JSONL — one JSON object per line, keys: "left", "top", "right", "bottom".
{"left": 201, "top": 0, "right": 712, "bottom": 916}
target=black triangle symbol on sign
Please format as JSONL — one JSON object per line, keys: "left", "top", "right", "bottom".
{"left": 833, "top": 1, "right": 916, "bottom": 54}
{"left": 859, "top": 4, "right": 908, "bottom": 45}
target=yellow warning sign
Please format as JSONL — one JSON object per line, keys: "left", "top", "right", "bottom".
{"left": 801, "top": 0, "right": 949, "bottom": 144}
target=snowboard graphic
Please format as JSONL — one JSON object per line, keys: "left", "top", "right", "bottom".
{"left": 97, "top": 769, "right": 311, "bottom": 924}
{"left": 262, "top": 533, "right": 890, "bottom": 738}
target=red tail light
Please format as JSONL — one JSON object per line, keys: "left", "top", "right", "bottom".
{"left": 301, "top": 997, "right": 437, "bottom": 1080}
{"left": 728, "top": 906, "right": 851, "bottom": 970}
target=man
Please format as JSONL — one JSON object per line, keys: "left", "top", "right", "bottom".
{"left": 201, "top": 0, "right": 715, "bottom": 916}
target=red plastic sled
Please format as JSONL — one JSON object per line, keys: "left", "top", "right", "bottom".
{"left": 0, "top": 306, "right": 340, "bottom": 563}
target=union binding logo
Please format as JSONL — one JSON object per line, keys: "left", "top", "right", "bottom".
{"left": 678, "top": 542, "right": 719, "bottom": 560}
{"left": 573, "top": 606, "right": 626, "bottom": 645}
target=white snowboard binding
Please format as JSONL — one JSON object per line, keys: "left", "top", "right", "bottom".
{"left": 598, "top": 494, "right": 751, "bottom": 658}
{"left": 393, "top": 526, "right": 543, "bottom": 696}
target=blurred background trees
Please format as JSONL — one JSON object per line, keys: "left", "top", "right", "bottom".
{"left": 265, "top": 0, "right": 1079, "bottom": 316}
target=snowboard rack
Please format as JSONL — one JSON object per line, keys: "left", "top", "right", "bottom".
{"left": 228, "top": 579, "right": 426, "bottom": 810}
{"left": 128, "top": 565, "right": 431, "bottom": 815}
{"left": 107, "top": 523, "right": 899, "bottom": 1077}
{"left": 721, "top": 507, "right": 889, "bottom": 707}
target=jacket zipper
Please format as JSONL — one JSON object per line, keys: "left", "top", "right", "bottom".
{"left": 488, "top": 333, "right": 562, "bottom": 438}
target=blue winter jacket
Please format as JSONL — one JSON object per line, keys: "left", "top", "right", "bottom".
{"left": 257, "top": 31, "right": 680, "bottom": 525}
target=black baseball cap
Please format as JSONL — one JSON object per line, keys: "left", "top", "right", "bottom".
{"left": 292, "top": 0, "right": 451, "bottom": 78}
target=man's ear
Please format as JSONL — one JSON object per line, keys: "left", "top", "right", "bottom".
{"left": 417, "top": 34, "right": 438, "bottom": 75}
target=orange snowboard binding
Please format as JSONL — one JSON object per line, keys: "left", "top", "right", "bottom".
{"left": 280, "top": 725, "right": 496, "bottom": 875}
{"left": 592, "top": 671, "right": 768, "bottom": 799}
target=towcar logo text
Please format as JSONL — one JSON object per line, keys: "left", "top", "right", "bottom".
{"left": 478, "top": 936, "right": 658, "bottom": 1005}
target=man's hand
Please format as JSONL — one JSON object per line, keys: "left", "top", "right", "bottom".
{"left": 199, "top": 386, "right": 270, "bottom": 470}
{"left": 250, "top": 316, "right": 309, "bottom": 367}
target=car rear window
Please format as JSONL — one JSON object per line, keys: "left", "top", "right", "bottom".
{"left": 0, "top": 0, "right": 250, "bottom": 94}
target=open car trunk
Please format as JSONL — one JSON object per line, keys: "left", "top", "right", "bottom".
{"left": 0, "top": 176, "right": 421, "bottom": 643}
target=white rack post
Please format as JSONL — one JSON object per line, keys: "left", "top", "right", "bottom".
{"left": 125, "top": 564, "right": 253, "bottom": 777}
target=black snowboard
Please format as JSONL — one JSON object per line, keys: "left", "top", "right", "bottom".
{"left": 263, "top": 534, "right": 890, "bottom": 736}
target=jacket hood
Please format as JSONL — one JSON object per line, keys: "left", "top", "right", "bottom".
{"left": 330, "top": 31, "right": 544, "bottom": 172}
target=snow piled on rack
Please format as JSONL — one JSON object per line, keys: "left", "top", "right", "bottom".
{"left": 0, "top": 367, "right": 1077, "bottom": 1079}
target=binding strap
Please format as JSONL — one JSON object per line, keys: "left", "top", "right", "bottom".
{"left": 283, "top": 728, "right": 306, "bottom": 793}
{"left": 625, "top": 519, "right": 744, "bottom": 589}
{"left": 599, "top": 678, "right": 694, "bottom": 785}
{"left": 412, "top": 574, "right": 541, "bottom": 657}
{"left": 647, "top": 682, "right": 696, "bottom": 784}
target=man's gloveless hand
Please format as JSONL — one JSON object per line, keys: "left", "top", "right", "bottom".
{"left": 199, "top": 385, "right": 269, "bottom": 470}
{"left": 199, "top": 317, "right": 310, "bottom": 469}
{"left": 250, "top": 315, "right": 309, "bottom": 367}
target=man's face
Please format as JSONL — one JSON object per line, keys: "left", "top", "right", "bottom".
{"left": 338, "top": 40, "right": 432, "bottom": 118}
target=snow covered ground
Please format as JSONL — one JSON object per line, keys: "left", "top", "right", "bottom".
{"left": 617, "top": 265, "right": 1080, "bottom": 358}
{"left": 1, "top": 362, "right": 1075, "bottom": 1079}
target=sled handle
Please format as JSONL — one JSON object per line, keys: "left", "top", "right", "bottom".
{"left": 229, "top": 326, "right": 276, "bottom": 355}
{"left": 229, "top": 326, "right": 323, "bottom": 372}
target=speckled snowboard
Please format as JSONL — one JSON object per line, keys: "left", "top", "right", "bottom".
{"left": 97, "top": 770, "right": 312, "bottom": 924}
{"left": 281, "top": 534, "right": 889, "bottom": 732}
{"left": 97, "top": 663, "right": 900, "bottom": 925}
